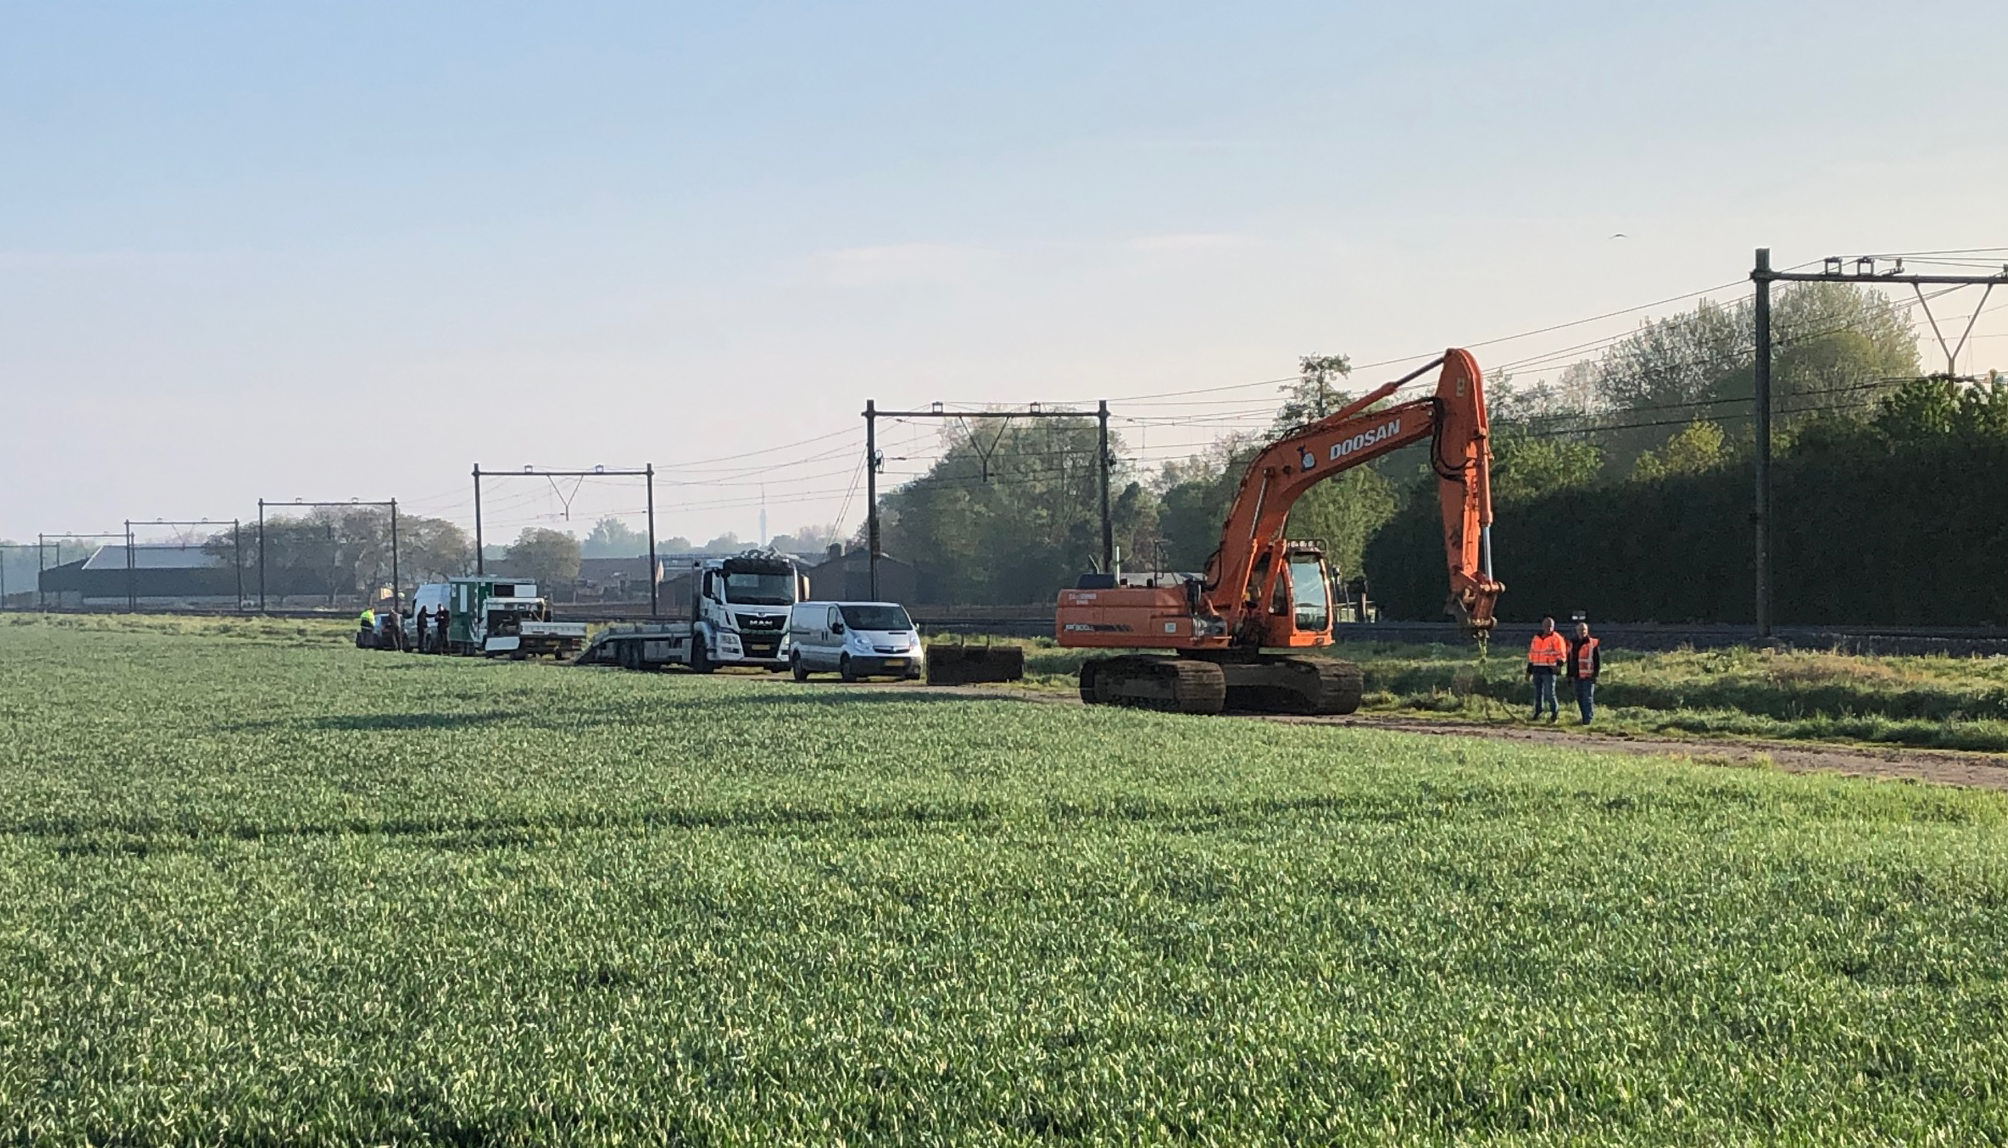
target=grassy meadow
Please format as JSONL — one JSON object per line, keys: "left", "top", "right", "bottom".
{"left": 2, "top": 614, "right": 2007, "bottom": 1144}
{"left": 1010, "top": 637, "right": 2008, "bottom": 753}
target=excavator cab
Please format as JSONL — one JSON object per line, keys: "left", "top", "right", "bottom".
{"left": 1248, "top": 544, "right": 1333, "bottom": 647}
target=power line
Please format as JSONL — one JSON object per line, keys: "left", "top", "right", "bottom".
{"left": 652, "top": 426, "right": 859, "bottom": 472}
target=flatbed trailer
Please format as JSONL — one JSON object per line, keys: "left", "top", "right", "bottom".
{"left": 576, "top": 616, "right": 789, "bottom": 673}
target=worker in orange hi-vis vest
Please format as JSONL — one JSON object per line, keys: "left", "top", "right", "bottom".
{"left": 1525, "top": 616, "right": 1567, "bottom": 722}
{"left": 1566, "top": 621, "right": 1602, "bottom": 725}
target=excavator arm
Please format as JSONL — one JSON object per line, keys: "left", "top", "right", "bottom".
{"left": 1201, "top": 348, "right": 1503, "bottom": 632}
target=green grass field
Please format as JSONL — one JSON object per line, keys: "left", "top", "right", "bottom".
{"left": 1011, "top": 637, "right": 2008, "bottom": 753}
{"left": 3, "top": 614, "right": 2008, "bottom": 1144}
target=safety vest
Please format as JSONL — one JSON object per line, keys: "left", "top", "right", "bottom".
{"left": 1574, "top": 637, "right": 1599, "bottom": 677}
{"left": 1527, "top": 632, "right": 1567, "bottom": 668}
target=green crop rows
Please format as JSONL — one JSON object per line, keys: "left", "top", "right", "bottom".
{"left": 2, "top": 615, "right": 2006, "bottom": 1144}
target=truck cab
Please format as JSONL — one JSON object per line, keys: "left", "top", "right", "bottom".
{"left": 689, "top": 552, "right": 805, "bottom": 669}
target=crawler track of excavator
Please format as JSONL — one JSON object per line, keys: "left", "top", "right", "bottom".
{"left": 1079, "top": 656, "right": 1228, "bottom": 714}
{"left": 1078, "top": 655, "right": 1363, "bottom": 716}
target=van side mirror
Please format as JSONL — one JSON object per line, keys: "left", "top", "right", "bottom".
{"left": 830, "top": 621, "right": 844, "bottom": 634}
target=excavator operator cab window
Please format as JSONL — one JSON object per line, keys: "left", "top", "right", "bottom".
{"left": 1287, "top": 553, "right": 1330, "bottom": 633}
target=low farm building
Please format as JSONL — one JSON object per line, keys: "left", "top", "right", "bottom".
{"left": 803, "top": 546, "right": 923, "bottom": 604}
{"left": 38, "top": 544, "right": 246, "bottom": 609}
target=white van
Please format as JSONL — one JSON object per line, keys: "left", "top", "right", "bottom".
{"left": 788, "top": 601, "right": 923, "bottom": 681}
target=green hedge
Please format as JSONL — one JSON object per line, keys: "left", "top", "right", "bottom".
{"left": 1365, "top": 411, "right": 2008, "bottom": 626}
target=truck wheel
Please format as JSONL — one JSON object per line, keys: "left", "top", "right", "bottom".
{"left": 791, "top": 653, "right": 810, "bottom": 682}
{"left": 839, "top": 654, "right": 858, "bottom": 683}
{"left": 690, "top": 637, "right": 713, "bottom": 675}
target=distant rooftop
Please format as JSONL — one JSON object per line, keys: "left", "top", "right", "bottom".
{"left": 81, "top": 544, "right": 229, "bottom": 571}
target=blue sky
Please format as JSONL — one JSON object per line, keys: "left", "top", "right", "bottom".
{"left": 4, "top": 0, "right": 2004, "bottom": 545}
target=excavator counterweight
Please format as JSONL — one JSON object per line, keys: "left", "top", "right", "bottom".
{"left": 1057, "top": 349, "right": 1502, "bottom": 715}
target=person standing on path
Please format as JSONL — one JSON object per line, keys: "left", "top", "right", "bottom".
{"left": 1567, "top": 621, "right": 1601, "bottom": 725}
{"left": 414, "top": 606, "right": 430, "bottom": 655}
{"left": 1525, "top": 616, "right": 1566, "bottom": 722}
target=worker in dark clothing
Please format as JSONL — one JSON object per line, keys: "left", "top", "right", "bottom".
{"left": 1567, "top": 621, "right": 1601, "bottom": 724}
{"left": 414, "top": 606, "right": 430, "bottom": 654}
{"left": 433, "top": 607, "right": 450, "bottom": 654}
{"left": 1525, "top": 616, "right": 1566, "bottom": 722}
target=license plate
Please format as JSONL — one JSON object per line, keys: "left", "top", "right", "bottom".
{"left": 884, "top": 658, "right": 907, "bottom": 669}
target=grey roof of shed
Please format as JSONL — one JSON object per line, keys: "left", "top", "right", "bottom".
{"left": 81, "top": 544, "right": 229, "bottom": 571}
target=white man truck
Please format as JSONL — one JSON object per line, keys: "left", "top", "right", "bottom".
{"left": 577, "top": 551, "right": 806, "bottom": 672}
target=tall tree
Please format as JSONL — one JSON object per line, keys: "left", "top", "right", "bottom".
{"left": 1558, "top": 283, "right": 1921, "bottom": 473}
{"left": 399, "top": 517, "right": 474, "bottom": 582}
{"left": 581, "top": 516, "right": 648, "bottom": 559}
{"left": 769, "top": 523, "right": 840, "bottom": 557}
{"left": 1275, "top": 353, "right": 1353, "bottom": 425}
{"left": 503, "top": 528, "right": 581, "bottom": 593}
{"left": 1632, "top": 420, "right": 1727, "bottom": 480}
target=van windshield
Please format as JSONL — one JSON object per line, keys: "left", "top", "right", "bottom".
{"left": 724, "top": 572, "right": 796, "bottom": 605}
{"left": 839, "top": 604, "right": 912, "bottom": 631}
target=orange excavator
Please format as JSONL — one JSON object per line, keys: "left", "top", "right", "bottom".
{"left": 1056, "top": 348, "right": 1503, "bottom": 715}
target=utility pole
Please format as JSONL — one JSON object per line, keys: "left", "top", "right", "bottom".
{"left": 864, "top": 402, "right": 879, "bottom": 598}
{"left": 0, "top": 542, "right": 47, "bottom": 611}
{"left": 257, "top": 500, "right": 266, "bottom": 611}
{"left": 125, "top": 519, "right": 248, "bottom": 613}
{"left": 1097, "top": 400, "right": 1113, "bottom": 573}
{"left": 35, "top": 532, "right": 127, "bottom": 611}
{"left": 470, "top": 465, "right": 654, "bottom": 605}
{"left": 645, "top": 463, "right": 659, "bottom": 617}
{"left": 473, "top": 465, "right": 484, "bottom": 575}
{"left": 1751, "top": 248, "right": 1773, "bottom": 639}
{"left": 389, "top": 500, "right": 400, "bottom": 610}
{"left": 124, "top": 520, "right": 135, "bottom": 613}
{"left": 861, "top": 399, "right": 1116, "bottom": 599}
{"left": 1750, "top": 248, "right": 2007, "bottom": 639}
{"left": 253, "top": 500, "right": 402, "bottom": 611}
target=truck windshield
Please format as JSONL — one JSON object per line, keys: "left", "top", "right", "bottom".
{"left": 1288, "top": 555, "right": 1329, "bottom": 632}
{"left": 839, "top": 604, "right": 913, "bottom": 631}
{"left": 724, "top": 572, "right": 796, "bottom": 605}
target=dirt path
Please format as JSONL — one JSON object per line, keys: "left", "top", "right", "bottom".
{"left": 918, "top": 683, "right": 2008, "bottom": 792}
{"left": 1296, "top": 714, "right": 2008, "bottom": 792}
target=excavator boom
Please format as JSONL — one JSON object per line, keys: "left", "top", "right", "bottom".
{"left": 1200, "top": 348, "right": 1498, "bottom": 628}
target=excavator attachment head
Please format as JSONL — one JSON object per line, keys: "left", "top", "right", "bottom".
{"left": 1446, "top": 578, "right": 1504, "bottom": 634}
